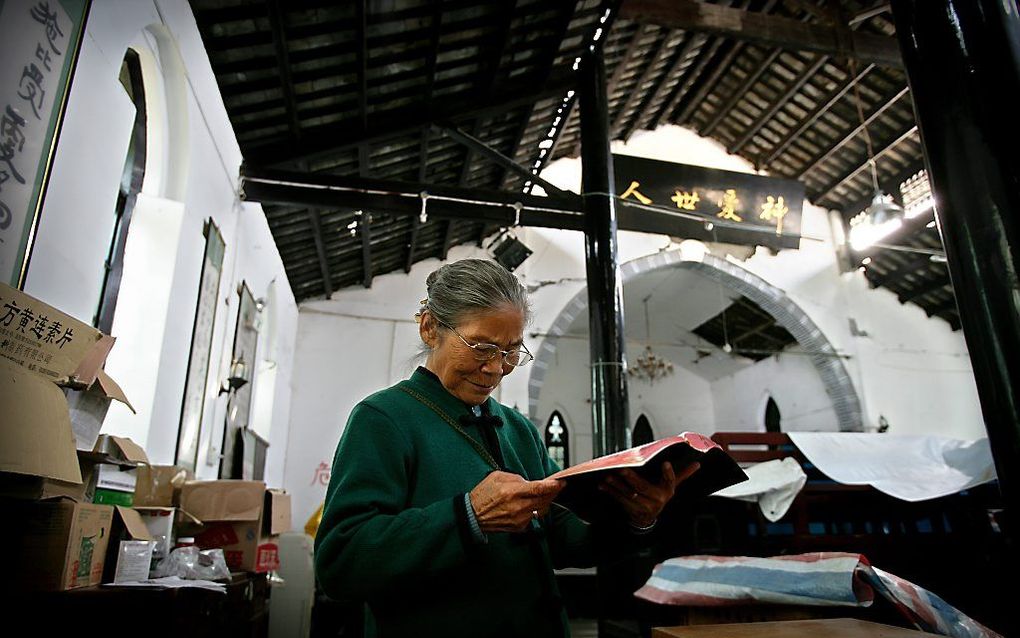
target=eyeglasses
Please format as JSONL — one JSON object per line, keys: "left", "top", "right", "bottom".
{"left": 435, "top": 319, "right": 534, "bottom": 367}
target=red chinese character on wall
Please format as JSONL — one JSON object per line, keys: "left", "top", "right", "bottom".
{"left": 310, "top": 461, "right": 330, "bottom": 486}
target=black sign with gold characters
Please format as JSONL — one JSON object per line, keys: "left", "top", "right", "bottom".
{"left": 612, "top": 154, "right": 805, "bottom": 250}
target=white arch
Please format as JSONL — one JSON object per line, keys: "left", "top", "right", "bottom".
{"left": 528, "top": 249, "right": 863, "bottom": 431}
{"left": 133, "top": 24, "right": 190, "bottom": 200}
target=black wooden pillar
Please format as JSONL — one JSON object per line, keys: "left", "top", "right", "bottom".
{"left": 579, "top": 45, "right": 633, "bottom": 638}
{"left": 890, "top": 0, "right": 1020, "bottom": 535}
{"left": 579, "top": 48, "right": 630, "bottom": 458}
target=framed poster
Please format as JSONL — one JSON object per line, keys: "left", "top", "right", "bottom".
{"left": 220, "top": 281, "right": 259, "bottom": 478}
{"left": 1, "top": 0, "right": 91, "bottom": 287}
{"left": 175, "top": 220, "right": 225, "bottom": 473}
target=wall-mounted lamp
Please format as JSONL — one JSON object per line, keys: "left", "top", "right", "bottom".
{"left": 220, "top": 357, "right": 249, "bottom": 395}
{"left": 490, "top": 230, "right": 532, "bottom": 272}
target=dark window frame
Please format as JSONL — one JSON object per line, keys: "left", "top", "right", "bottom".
{"left": 94, "top": 48, "right": 147, "bottom": 332}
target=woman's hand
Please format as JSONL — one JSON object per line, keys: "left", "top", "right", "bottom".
{"left": 598, "top": 461, "right": 700, "bottom": 528}
{"left": 469, "top": 471, "right": 564, "bottom": 533}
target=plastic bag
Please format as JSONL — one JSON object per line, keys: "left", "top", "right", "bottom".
{"left": 156, "top": 545, "right": 230, "bottom": 581}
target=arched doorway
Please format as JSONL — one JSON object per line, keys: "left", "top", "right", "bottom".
{"left": 764, "top": 396, "right": 781, "bottom": 433}
{"left": 529, "top": 249, "right": 862, "bottom": 431}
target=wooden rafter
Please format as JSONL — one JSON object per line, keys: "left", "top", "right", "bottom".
{"left": 243, "top": 70, "right": 576, "bottom": 167}
{"left": 264, "top": 0, "right": 300, "bottom": 139}
{"left": 729, "top": 54, "right": 830, "bottom": 155}
{"left": 306, "top": 209, "right": 334, "bottom": 298}
{"left": 764, "top": 63, "right": 875, "bottom": 166}
{"left": 620, "top": 0, "right": 902, "bottom": 68}
{"left": 813, "top": 124, "right": 918, "bottom": 204}
{"left": 701, "top": 48, "right": 782, "bottom": 136}
{"left": 796, "top": 85, "right": 910, "bottom": 180}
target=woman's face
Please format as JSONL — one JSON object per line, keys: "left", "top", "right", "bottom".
{"left": 422, "top": 304, "right": 525, "bottom": 406}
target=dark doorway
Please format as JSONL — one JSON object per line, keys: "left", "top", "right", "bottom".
{"left": 765, "top": 396, "right": 781, "bottom": 433}
{"left": 633, "top": 414, "right": 654, "bottom": 446}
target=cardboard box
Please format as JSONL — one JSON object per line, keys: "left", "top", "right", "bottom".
{"left": 134, "top": 464, "right": 190, "bottom": 507}
{"left": 180, "top": 482, "right": 289, "bottom": 573}
{"left": 102, "top": 506, "right": 154, "bottom": 583}
{"left": 0, "top": 283, "right": 133, "bottom": 487}
{"left": 266, "top": 489, "right": 292, "bottom": 535}
{"left": 0, "top": 435, "right": 148, "bottom": 503}
{"left": 180, "top": 480, "right": 266, "bottom": 521}
{"left": 2, "top": 499, "right": 114, "bottom": 591}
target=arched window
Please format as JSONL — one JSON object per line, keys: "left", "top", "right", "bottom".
{"left": 633, "top": 414, "right": 654, "bottom": 446}
{"left": 765, "top": 396, "right": 781, "bottom": 433}
{"left": 94, "top": 49, "right": 146, "bottom": 332}
{"left": 545, "top": 411, "right": 569, "bottom": 468}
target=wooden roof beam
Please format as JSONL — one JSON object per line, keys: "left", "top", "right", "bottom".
{"left": 620, "top": 0, "right": 902, "bottom": 68}
{"left": 764, "top": 63, "right": 875, "bottom": 166}
{"left": 306, "top": 209, "right": 334, "bottom": 299}
{"left": 360, "top": 211, "right": 373, "bottom": 288}
{"left": 616, "top": 29, "right": 676, "bottom": 141}
{"left": 243, "top": 70, "right": 576, "bottom": 167}
{"left": 899, "top": 273, "right": 951, "bottom": 304}
{"left": 866, "top": 252, "right": 932, "bottom": 288}
{"left": 437, "top": 123, "right": 569, "bottom": 197}
{"left": 812, "top": 123, "right": 918, "bottom": 204}
{"left": 700, "top": 48, "right": 782, "bottom": 136}
{"left": 265, "top": 0, "right": 301, "bottom": 139}
{"left": 796, "top": 85, "right": 910, "bottom": 180}
{"left": 729, "top": 54, "right": 830, "bottom": 155}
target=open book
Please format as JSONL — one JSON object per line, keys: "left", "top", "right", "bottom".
{"left": 548, "top": 432, "right": 747, "bottom": 523}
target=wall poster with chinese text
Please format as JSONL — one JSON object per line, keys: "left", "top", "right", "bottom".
{"left": 0, "top": 0, "right": 91, "bottom": 287}
{"left": 175, "top": 220, "right": 225, "bottom": 474}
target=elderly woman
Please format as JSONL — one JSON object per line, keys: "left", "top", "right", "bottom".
{"left": 314, "top": 259, "right": 697, "bottom": 638}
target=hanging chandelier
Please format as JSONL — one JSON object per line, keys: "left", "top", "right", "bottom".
{"left": 629, "top": 345, "right": 675, "bottom": 383}
{"left": 628, "top": 296, "right": 675, "bottom": 384}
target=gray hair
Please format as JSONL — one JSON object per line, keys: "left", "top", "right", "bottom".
{"left": 423, "top": 258, "right": 531, "bottom": 328}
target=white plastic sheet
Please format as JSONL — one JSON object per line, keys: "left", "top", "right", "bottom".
{"left": 787, "top": 432, "right": 996, "bottom": 502}
{"left": 712, "top": 457, "right": 807, "bottom": 521}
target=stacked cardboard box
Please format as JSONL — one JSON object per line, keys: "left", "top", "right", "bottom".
{"left": 179, "top": 479, "right": 292, "bottom": 573}
{"left": 0, "top": 283, "right": 292, "bottom": 589}
{"left": 0, "top": 284, "right": 138, "bottom": 591}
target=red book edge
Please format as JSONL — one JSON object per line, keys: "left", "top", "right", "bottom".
{"left": 548, "top": 432, "right": 719, "bottom": 480}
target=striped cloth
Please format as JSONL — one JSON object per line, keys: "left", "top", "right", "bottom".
{"left": 634, "top": 553, "right": 1001, "bottom": 638}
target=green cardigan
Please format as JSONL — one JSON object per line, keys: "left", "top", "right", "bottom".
{"left": 314, "top": 368, "right": 634, "bottom": 638}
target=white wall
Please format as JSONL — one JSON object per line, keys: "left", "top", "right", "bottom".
{"left": 21, "top": 1, "right": 298, "bottom": 490}
{"left": 710, "top": 353, "right": 841, "bottom": 433}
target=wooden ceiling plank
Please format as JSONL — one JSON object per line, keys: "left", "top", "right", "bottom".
{"left": 242, "top": 70, "right": 575, "bottom": 167}
{"left": 620, "top": 0, "right": 902, "bottom": 68}
{"left": 764, "top": 63, "right": 875, "bottom": 166}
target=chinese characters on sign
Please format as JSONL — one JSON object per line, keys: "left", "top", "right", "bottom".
{"left": 613, "top": 154, "right": 805, "bottom": 250}
{"left": 0, "top": 289, "right": 75, "bottom": 376}
{"left": 1, "top": 0, "right": 89, "bottom": 286}
{"left": 176, "top": 221, "right": 225, "bottom": 474}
